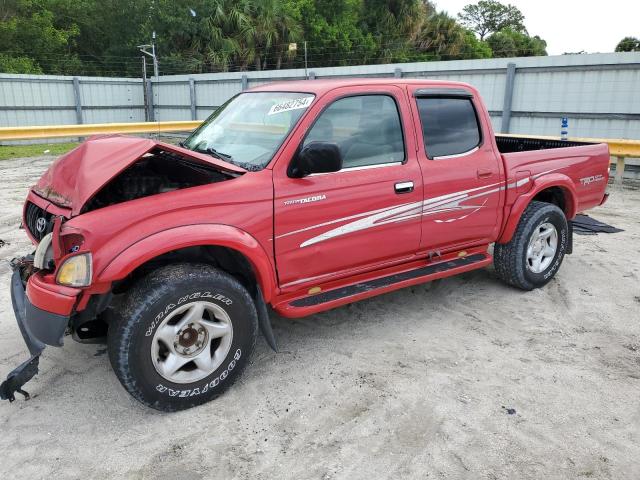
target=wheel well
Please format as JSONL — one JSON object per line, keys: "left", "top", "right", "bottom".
{"left": 532, "top": 186, "right": 570, "bottom": 215}
{"left": 111, "top": 245, "right": 258, "bottom": 295}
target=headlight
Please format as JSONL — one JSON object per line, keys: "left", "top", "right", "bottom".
{"left": 56, "top": 253, "right": 92, "bottom": 287}
{"left": 34, "top": 232, "right": 54, "bottom": 270}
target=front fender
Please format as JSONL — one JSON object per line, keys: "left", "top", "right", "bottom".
{"left": 498, "top": 173, "right": 578, "bottom": 244}
{"left": 98, "top": 224, "right": 277, "bottom": 301}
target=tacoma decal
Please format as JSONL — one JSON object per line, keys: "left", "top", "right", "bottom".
{"left": 284, "top": 194, "right": 327, "bottom": 206}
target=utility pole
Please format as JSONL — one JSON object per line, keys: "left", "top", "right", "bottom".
{"left": 138, "top": 33, "right": 159, "bottom": 78}
{"left": 141, "top": 56, "right": 149, "bottom": 121}
{"left": 138, "top": 36, "right": 157, "bottom": 122}
{"left": 304, "top": 41, "right": 308, "bottom": 79}
{"left": 152, "top": 31, "right": 159, "bottom": 77}
{"left": 141, "top": 55, "right": 147, "bottom": 82}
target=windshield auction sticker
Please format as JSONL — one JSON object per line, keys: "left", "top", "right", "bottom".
{"left": 268, "top": 96, "right": 314, "bottom": 115}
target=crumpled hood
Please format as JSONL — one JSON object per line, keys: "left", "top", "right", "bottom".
{"left": 33, "top": 135, "right": 246, "bottom": 216}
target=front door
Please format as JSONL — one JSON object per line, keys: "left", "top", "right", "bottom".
{"left": 273, "top": 86, "right": 423, "bottom": 291}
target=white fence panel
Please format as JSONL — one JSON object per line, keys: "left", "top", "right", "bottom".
{"left": 1, "top": 52, "right": 639, "bottom": 143}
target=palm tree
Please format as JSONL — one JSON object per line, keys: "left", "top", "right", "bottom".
{"left": 416, "top": 11, "right": 465, "bottom": 60}
{"left": 368, "top": 0, "right": 429, "bottom": 63}
{"left": 243, "top": 0, "right": 302, "bottom": 70}
{"left": 192, "top": 0, "right": 253, "bottom": 71}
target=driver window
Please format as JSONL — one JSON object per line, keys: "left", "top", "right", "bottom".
{"left": 303, "top": 95, "right": 405, "bottom": 169}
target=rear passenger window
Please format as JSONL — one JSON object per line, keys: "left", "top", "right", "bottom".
{"left": 416, "top": 97, "right": 481, "bottom": 159}
{"left": 304, "top": 95, "right": 405, "bottom": 169}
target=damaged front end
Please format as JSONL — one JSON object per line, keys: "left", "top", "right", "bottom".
{"left": 2, "top": 135, "right": 245, "bottom": 403}
{"left": 0, "top": 257, "right": 68, "bottom": 401}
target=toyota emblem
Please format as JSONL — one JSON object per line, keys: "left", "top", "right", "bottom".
{"left": 36, "top": 217, "right": 47, "bottom": 233}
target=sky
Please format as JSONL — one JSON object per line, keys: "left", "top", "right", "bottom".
{"left": 436, "top": 0, "right": 640, "bottom": 55}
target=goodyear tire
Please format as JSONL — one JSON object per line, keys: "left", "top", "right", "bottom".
{"left": 494, "top": 201, "right": 569, "bottom": 291}
{"left": 108, "top": 264, "right": 257, "bottom": 411}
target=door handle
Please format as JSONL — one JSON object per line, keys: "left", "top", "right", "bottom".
{"left": 395, "top": 181, "right": 414, "bottom": 194}
{"left": 477, "top": 169, "right": 493, "bottom": 179}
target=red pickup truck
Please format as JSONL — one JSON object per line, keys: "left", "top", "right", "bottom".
{"left": 1, "top": 79, "right": 609, "bottom": 410}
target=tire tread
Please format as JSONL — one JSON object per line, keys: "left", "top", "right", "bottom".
{"left": 107, "top": 263, "right": 257, "bottom": 411}
{"left": 494, "top": 201, "right": 566, "bottom": 291}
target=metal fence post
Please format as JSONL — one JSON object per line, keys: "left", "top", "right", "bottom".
{"left": 189, "top": 78, "right": 197, "bottom": 120}
{"left": 241, "top": 75, "right": 248, "bottom": 91}
{"left": 72, "top": 77, "right": 83, "bottom": 124}
{"left": 500, "top": 62, "right": 517, "bottom": 133}
{"left": 615, "top": 156, "right": 626, "bottom": 184}
{"left": 145, "top": 79, "right": 155, "bottom": 122}
{"left": 394, "top": 68, "right": 402, "bottom": 78}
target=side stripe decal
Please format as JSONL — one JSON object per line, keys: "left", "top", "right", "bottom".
{"left": 279, "top": 176, "right": 541, "bottom": 248}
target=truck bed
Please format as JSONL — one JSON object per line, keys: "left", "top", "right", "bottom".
{"left": 495, "top": 135, "right": 594, "bottom": 154}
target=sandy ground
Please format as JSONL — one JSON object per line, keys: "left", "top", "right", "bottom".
{"left": 0, "top": 155, "right": 639, "bottom": 480}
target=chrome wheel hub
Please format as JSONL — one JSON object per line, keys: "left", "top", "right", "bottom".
{"left": 526, "top": 222, "right": 558, "bottom": 274}
{"left": 151, "top": 301, "right": 233, "bottom": 384}
{"left": 174, "top": 324, "right": 208, "bottom": 357}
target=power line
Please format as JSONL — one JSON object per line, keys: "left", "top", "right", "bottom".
{"left": 0, "top": 37, "right": 548, "bottom": 77}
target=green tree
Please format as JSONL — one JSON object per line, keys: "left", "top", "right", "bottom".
{"left": 414, "top": 9, "right": 491, "bottom": 61}
{"left": 416, "top": 11, "right": 465, "bottom": 60}
{"left": 457, "top": 30, "right": 493, "bottom": 59}
{"left": 458, "top": 0, "right": 525, "bottom": 40}
{"left": 615, "top": 36, "right": 640, "bottom": 52}
{"left": 243, "top": 0, "right": 303, "bottom": 70}
{"left": 48, "top": 0, "right": 154, "bottom": 76}
{"left": 0, "top": 0, "right": 510, "bottom": 76}
{"left": 361, "top": 0, "right": 428, "bottom": 63}
{"left": 297, "top": 0, "right": 377, "bottom": 67}
{"left": 486, "top": 28, "right": 547, "bottom": 57}
{"left": 0, "top": 0, "right": 81, "bottom": 74}
{"left": 161, "top": 0, "right": 254, "bottom": 73}
{"left": 0, "top": 53, "right": 43, "bottom": 73}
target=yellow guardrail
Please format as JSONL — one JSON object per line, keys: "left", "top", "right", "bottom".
{"left": 0, "top": 121, "right": 202, "bottom": 141}
{"left": 0, "top": 122, "right": 638, "bottom": 181}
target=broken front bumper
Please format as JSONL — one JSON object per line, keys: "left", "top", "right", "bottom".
{"left": 0, "top": 265, "right": 70, "bottom": 402}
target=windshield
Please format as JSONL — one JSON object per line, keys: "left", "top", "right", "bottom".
{"left": 183, "top": 91, "right": 315, "bottom": 171}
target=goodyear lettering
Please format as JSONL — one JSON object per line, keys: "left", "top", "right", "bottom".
{"left": 155, "top": 349, "right": 242, "bottom": 397}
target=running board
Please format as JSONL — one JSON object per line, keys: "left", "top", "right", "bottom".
{"left": 274, "top": 251, "right": 491, "bottom": 318}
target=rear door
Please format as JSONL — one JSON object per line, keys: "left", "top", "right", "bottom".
{"left": 273, "top": 86, "right": 423, "bottom": 291}
{"left": 408, "top": 86, "right": 505, "bottom": 252}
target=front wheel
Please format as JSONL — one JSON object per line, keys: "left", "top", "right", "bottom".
{"left": 108, "top": 264, "right": 258, "bottom": 411}
{"left": 494, "top": 201, "right": 569, "bottom": 290}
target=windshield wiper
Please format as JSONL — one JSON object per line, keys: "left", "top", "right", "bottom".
{"left": 189, "top": 145, "right": 259, "bottom": 171}
{"left": 205, "top": 147, "right": 233, "bottom": 161}
{"left": 191, "top": 146, "right": 236, "bottom": 164}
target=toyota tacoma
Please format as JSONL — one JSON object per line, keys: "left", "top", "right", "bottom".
{"left": 1, "top": 79, "right": 610, "bottom": 410}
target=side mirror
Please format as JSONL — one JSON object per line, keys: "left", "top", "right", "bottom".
{"left": 289, "top": 142, "right": 342, "bottom": 178}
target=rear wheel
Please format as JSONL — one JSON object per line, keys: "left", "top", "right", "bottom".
{"left": 108, "top": 264, "right": 258, "bottom": 411}
{"left": 494, "top": 201, "right": 569, "bottom": 290}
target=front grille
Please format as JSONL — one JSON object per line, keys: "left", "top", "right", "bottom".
{"left": 25, "top": 201, "right": 54, "bottom": 241}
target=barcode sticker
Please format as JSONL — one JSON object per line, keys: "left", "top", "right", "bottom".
{"left": 268, "top": 96, "right": 314, "bottom": 115}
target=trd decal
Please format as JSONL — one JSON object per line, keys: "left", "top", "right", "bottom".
{"left": 579, "top": 174, "right": 605, "bottom": 186}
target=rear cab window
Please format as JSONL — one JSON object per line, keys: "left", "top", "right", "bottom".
{"left": 415, "top": 92, "right": 482, "bottom": 159}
